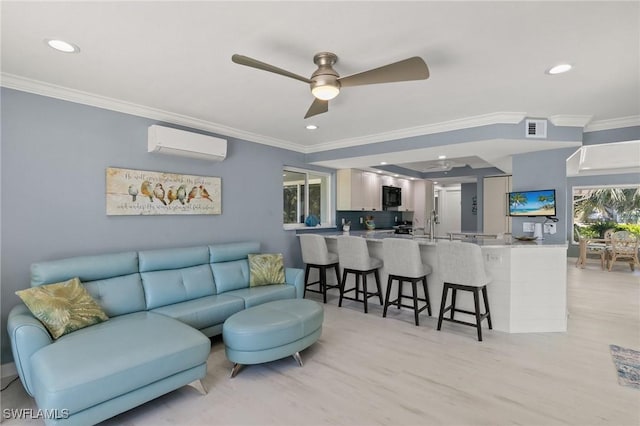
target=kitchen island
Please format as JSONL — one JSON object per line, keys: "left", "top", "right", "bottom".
{"left": 309, "top": 231, "right": 568, "bottom": 333}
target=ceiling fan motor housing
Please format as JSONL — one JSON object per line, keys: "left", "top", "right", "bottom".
{"left": 311, "top": 52, "right": 341, "bottom": 99}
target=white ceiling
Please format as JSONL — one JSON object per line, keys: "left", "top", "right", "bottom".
{"left": 2, "top": 1, "right": 639, "bottom": 173}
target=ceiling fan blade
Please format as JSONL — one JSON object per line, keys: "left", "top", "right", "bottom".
{"left": 338, "top": 57, "right": 429, "bottom": 88}
{"left": 304, "top": 98, "right": 328, "bottom": 119}
{"left": 232, "top": 54, "right": 311, "bottom": 84}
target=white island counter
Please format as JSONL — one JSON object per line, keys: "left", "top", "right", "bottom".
{"left": 314, "top": 231, "right": 567, "bottom": 333}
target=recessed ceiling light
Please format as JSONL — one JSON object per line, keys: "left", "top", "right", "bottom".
{"left": 438, "top": 155, "right": 447, "bottom": 160}
{"left": 410, "top": 177, "right": 415, "bottom": 180}
{"left": 547, "top": 64, "right": 572, "bottom": 75}
{"left": 305, "top": 124, "right": 318, "bottom": 130}
{"left": 380, "top": 161, "right": 387, "bottom": 165}
{"left": 376, "top": 170, "right": 382, "bottom": 173}
{"left": 433, "top": 181, "right": 438, "bottom": 184}
{"left": 45, "top": 39, "right": 80, "bottom": 53}
{"left": 394, "top": 174, "right": 399, "bottom": 177}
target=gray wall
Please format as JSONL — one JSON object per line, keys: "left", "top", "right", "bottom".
{"left": 460, "top": 182, "right": 478, "bottom": 232}
{"left": 582, "top": 125, "right": 640, "bottom": 145}
{"left": 0, "top": 88, "right": 329, "bottom": 363}
{"left": 511, "top": 147, "right": 577, "bottom": 244}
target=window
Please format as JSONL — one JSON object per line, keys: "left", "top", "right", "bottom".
{"left": 283, "top": 167, "right": 331, "bottom": 228}
{"left": 572, "top": 184, "right": 640, "bottom": 243}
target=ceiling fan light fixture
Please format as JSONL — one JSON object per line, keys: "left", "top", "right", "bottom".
{"left": 311, "top": 84, "right": 340, "bottom": 101}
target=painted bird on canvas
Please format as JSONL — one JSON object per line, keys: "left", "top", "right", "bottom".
{"left": 199, "top": 185, "right": 213, "bottom": 202}
{"left": 140, "top": 181, "right": 154, "bottom": 202}
{"left": 187, "top": 186, "right": 198, "bottom": 203}
{"left": 154, "top": 183, "right": 167, "bottom": 205}
{"left": 177, "top": 185, "right": 187, "bottom": 205}
{"left": 167, "top": 186, "right": 177, "bottom": 205}
{"left": 128, "top": 184, "right": 138, "bottom": 202}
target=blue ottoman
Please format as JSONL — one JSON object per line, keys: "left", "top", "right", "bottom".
{"left": 222, "top": 299, "right": 323, "bottom": 377}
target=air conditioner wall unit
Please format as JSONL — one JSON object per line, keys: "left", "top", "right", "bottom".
{"left": 148, "top": 125, "right": 227, "bottom": 161}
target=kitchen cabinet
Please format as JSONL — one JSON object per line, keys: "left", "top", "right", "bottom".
{"left": 398, "top": 178, "right": 413, "bottom": 211}
{"left": 337, "top": 169, "right": 413, "bottom": 211}
{"left": 362, "top": 171, "right": 381, "bottom": 211}
{"left": 483, "top": 175, "right": 512, "bottom": 235}
{"left": 337, "top": 169, "right": 381, "bottom": 211}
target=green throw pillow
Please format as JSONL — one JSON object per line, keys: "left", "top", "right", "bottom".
{"left": 16, "top": 277, "right": 109, "bottom": 339}
{"left": 248, "top": 253, "right": 285, "bottom": 287}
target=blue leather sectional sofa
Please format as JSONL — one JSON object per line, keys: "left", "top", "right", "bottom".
{"left": 7, "top": 241, "right": 304, "bottom": 426}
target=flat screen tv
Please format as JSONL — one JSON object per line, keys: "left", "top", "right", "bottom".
{"left": 508, "top": 189, "right": 556, "bottom": 217}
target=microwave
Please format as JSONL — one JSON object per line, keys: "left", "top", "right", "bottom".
{"left": 382, "top": 185, "right": 402, "bottom": 208}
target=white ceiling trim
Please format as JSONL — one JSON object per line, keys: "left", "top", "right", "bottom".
{"left": 549, "top": 114, "right": 593, "bottom": 128}
{"left": 0, "top": 73, "right": 302, "bottom": 152}
{"left": 584, "top": 115, "right": 640, "bottom": 132}
{"left": 304, "top": 112, "right": 528, "bottom": 153}
{"left": 1, "top": 73, "right": 529, "bottom": 155}
{"left": 4, "top": 72, "right": 638, "bottom": 156}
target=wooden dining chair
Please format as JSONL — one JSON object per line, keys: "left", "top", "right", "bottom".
{"left": 574, "top": 226, "right": 608, "bottom": 270}
{"left": 607, "top": 231, "right": 639, "bottom": 271}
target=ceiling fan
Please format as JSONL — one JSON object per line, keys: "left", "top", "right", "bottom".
{"left": 421, "top": 159, "right": 466, "bottom": 172}
{"left": 232, "top": 52, "right": 429, "bottom": 119}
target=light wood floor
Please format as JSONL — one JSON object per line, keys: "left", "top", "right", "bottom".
{"left": 2, "top": 259, "right": 639, "bottom": 426}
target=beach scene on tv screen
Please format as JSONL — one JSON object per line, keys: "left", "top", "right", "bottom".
{"left": 509, "top": 190, "right": 556, "bottom": 216}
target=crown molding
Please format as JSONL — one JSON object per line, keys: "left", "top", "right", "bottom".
{"left": 0, "top": 73, "right": 304, "bottom": 153}
{"left": 548, "top": 114, "right": 593, "bottom": 128}
{"left": 304, "top": 112, "right": 527, "bottom": 153}
{"left": 584, "top": 115, "right": 640, "bottom": 133}
{"left": 4, "top": 73, "right": 638, "bottom": 153}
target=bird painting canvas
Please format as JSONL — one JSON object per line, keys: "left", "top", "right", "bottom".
{"left": 106, "top": 167, "right": 221, "bottom": 215}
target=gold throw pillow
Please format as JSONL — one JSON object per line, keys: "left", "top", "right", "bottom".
{"left": 248, "top": 253, "right": 286, "bottom": 287}
{"left": 16, "top": 277, "right": 109, "bottom": 339}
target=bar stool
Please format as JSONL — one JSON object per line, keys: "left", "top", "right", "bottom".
{"left": 336, "top": 235, "right": 383, "bottom": 313}
{"left": 382, "top": 238, "right": 432, "bottom": 326}
{"left": 436, "top": 241, "right": 492, "bottom": 341}
{"left": 299, "top": 234, "right": 340, "bottom": 303}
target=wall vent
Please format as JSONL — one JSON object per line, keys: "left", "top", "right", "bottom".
{"left": 525, "top": 119, "right": 547, "bottom": 139}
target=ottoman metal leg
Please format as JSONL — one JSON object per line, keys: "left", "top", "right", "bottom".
{"left": 293, "top": 351, "right": 303, "bottom": 367}
{"left": 231, "top": 354, "right": 303, "bottom": 378}
{"left": 230, "top": 363, "right": 244, "bottom": 378}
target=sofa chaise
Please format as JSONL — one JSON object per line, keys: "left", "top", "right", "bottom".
{"left": 7, "top": 241, "right": 304, "bottom": 426}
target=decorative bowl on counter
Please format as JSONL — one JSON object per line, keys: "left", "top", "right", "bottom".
{"left": 514, "top": 235, "right": 538, "bottom": 241}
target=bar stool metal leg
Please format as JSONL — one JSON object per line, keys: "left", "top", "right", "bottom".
{"left": 437, "top": 283, "right": 449, "bottom": 331}
{"left": 383, "top": 275, "right": 393, "bottom": 318}
{"left": 422, "top": 277, "right": 432, "bottom": 316}
{"left": 482, "top": 286, "right": 492, "bottom": 329}
{"left": 473, "top": 288, "right": 483, "bottom": 341}
{"left": 412, "top": 280, "right": 419, "bottom": 326}
{"left": 450, "top": 288, "right": 457, "bottom": 320}
{"left": 374, "top": 270, "right": 383, "bottom": 305}
{"left": 363, "top": 273, "right": 369, "bottom": 313}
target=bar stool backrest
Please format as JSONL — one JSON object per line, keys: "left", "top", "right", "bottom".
{"left": 437, "top": 241, "right": 490, "bottom": 287}
{"left": 299, "top": 234, "right": 333, "bottom": 265}
{"left": 337, "top": 236, "right": 371, "bottom": 270}
{"left": 383, "top": 238, "right": 423, "bottom": 278}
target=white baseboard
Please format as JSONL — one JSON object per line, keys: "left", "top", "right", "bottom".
{"left": 1, "top": 362, "right": 17, "bottom": 380}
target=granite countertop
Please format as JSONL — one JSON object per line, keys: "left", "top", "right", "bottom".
{"left": 318, "top": 230, "right": 568, "bottom": 248}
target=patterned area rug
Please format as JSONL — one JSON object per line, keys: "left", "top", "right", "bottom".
{"left": 610, "top": 345, "right": 640, "bottom": 389}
